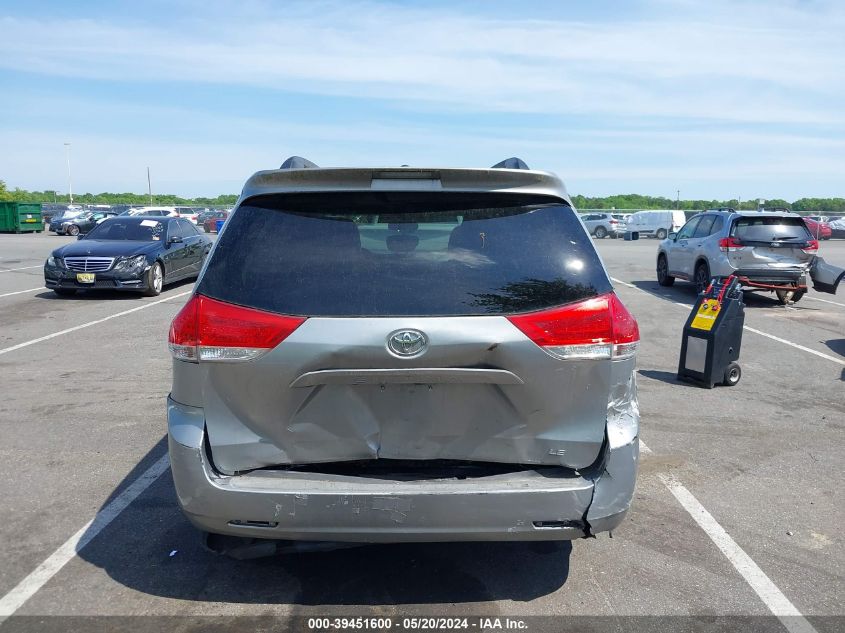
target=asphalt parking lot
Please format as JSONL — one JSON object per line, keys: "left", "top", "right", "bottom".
{"left": 0, "top": 232, "right": 842, "bottom": 632}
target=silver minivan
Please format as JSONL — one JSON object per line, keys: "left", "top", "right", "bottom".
{"left": 167, "top": 158, "right": 641, "bottom": 544}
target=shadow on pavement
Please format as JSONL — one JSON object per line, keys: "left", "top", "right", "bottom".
{"left": 33, "top": 277, "right": 196, "bottom": 301}
{"left": 628, "top": 280, "right": 821, "bottom": 311}
{"left": 76, "top": 438, "right": 572, "bottom": 606}
{"left": 637, "top": 369, "right": 696, "bottom": 387}
{"left": 824, "top": 339, "right": 845, "bottom": 357}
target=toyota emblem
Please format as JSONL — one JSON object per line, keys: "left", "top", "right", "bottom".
{"left": 387, "top": 329, "right": 428, "bottom": 357}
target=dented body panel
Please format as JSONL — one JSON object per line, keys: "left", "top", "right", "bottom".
{"left": 168, "top": 388, "right": 638, "bottom": 541}
{"left": 180, "top": 317, "right": 611, "bottom": 474}
{"left": 167, "top": 163, "right": 641, "bottom": 542}
{"left": 167, "top": 355, "right": 639, "bottom": 541}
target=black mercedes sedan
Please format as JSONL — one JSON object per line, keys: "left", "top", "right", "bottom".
{"left": 44, "top": 216, "right": 212, "bottom": 296}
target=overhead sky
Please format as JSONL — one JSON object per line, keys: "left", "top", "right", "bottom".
{"left": 1, "top": 0, "right": 843, "bottom": 199}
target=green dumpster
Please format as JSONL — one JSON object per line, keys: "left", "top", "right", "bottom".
{"left": 0, "top": 202, "right": 43, "bottom": 233}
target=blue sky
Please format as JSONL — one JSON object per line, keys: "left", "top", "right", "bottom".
{"left": 1, "top": 0, "right": 843, "bottom": 199}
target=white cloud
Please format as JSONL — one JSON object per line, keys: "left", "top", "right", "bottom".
{"left": 1, "top": 0, "right": 844, "bottom": 197}
{"left": 1, "top": 1, "right": 843, "bottom": 123}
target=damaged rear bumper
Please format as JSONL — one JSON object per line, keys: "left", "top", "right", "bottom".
{"left": 167, "top": 397, "right": 638, "bottom": 542}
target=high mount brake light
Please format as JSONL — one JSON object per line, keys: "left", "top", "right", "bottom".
{"left": 168, "top": 295, "right": 305, "bottom": 362}
{"left": 719, "top": 237, "right": 744, "bottom": 252}
{"left": 507, "top": 293, "right": 639, "bottom": 360}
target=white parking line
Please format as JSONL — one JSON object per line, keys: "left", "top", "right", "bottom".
{"left": 803, "top": 295, "right": 845, "bottom": 308}
{"left": 743, "top": 326, "right": 845, "bottom": 366}
{"left": 0, "top": 291, "right": 191, "bottom": 356}
{"left": 0, "top": 455, "right": 170, "bottom": 619}
{"left": 0, "top": 287, "right": 43, "bottom": 299}
{"left": 610, "top": 277, "right": 844, "bottom": 366}
{"left": 0, "top": 265, "right": 41, "bottom": 273}
{"left": 640, "top": 441, "right": 817, "bottom": 633}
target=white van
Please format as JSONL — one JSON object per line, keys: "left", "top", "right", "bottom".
{"left": 626, "top": 210, "right": 687, "bottom": 239}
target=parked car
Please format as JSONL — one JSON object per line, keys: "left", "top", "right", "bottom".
{"left": 174, "top": 206, "right": 206, "bottom": 225}
{"left": 48, "top": 210, "right": 85, "bottom": 233}
{"left": 55, "top": 210, "right": 119, "bottom": 236}
{"left": 196, "top": 209, "right": 216, "bottom": 225}
{"left": 656, "top": 210, "right": 844, "bottom": 304}
{"left": 626, "top": 210, "right": 687, "bottom": 239}
{"left": 167, "top": 156, "right": 642, "bottom": 547}
{"left": 127, "top": 206, "right": 179, "bottom": 217}
{"left": 803, "top": 217, "right": 832, "bottom": 240}
{"left": 828, "top": 216, "right": 845, "bottom": 239}
{"left": 40, "top": 204, "right": 72, "bottom": 225}
{"left": 580, "top": 212, "right": 624, "bottom": 238}
{"left": 44, "top": 216, "right": 211, "bottom": 296}
{"left": 202, "top": 210, "right": 229, "bottom": 232}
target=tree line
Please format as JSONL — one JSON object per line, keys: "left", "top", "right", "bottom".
{"left": 570, "top": 194, "right": 845, "bottom": 213}
{"left": 0, "top": 180, "right": 238, "bottom": 207}
{"left": 2, "top": 180, "right": 843, "bottom": 213}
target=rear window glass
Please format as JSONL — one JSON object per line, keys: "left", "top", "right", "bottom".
{"left": 198, "top": 192, "right": 611, "bottom": 316}
{"left": 85, "top": 218, "right": 165, "bottom": 241}
{"left": 731, "top": 216, "right": 811, "bottom": 242}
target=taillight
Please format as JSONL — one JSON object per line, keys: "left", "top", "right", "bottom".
{"left": 719, "top": 237, "right": 744, "bottom": 252}
{"left": 168, "top": 295, "right": 306, "bottom": 362}
{"left": 609, "top": 219, "right": 618, "bottom": 224}
{"left": 802, "top": 239, "right": 819, "bottom": 254}
{"left": 507, "top": 293, "right": 639, "bottom": 360}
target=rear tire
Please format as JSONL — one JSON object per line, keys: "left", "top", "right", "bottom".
{"left": 67, "top": 225, "right": 80, "bottom": 236}
{"left": 53, "top": 288, "right": 76, "bottom": 296}
{"left": 594, "top": 226, "right": 608, "bottom": 239}
{"left": 657, "top": 254, "right": 675, "bottom": 286}
{"left": 694, "top": 262, "right": 711, "bottom": 295}
{"left": 143, "top": 262, "right": 164, "bottom": 297}
{"left": 723, "top": 362, "right": 741, "bottom": 387}
{"left": 656, "top": 228, "right": 668, "bottom": 239}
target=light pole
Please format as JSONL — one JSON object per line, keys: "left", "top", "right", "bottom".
{"left": 64, "top": 143, "right": 73, "bottom": 205}
{"left": 676, "top": 190, "right": 680, "bottom": 209}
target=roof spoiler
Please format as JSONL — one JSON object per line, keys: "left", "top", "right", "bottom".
{"left": 280, "top": 156, "right": 319, "bottom": 169}
{"left": 491, "top": 157, "right": 530, "bottom": 170}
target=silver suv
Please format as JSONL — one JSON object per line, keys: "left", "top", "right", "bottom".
{"left": 580, "top": 212, "right": 624, "bottom": 239}
{"left": 167, "top": 157, "right": 641, "bottom": 544}
{"left": 656, "top": 209, "right": 843, "bottom": 304}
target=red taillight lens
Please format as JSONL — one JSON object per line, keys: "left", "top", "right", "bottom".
{"left": 168, "top": 295, "right": 306, "bottom": 362}
{"left": 719, "top": 237, "right": 743, "bottom": 252}
{"left": 507, "top": 293, "right": 639, "bottom": 360}
{"left": 802, "top": 239, "right": 819, "bottom": 254}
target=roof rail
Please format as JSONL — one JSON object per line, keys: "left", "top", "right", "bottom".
{"left": 280, "top": 156, "right": 319, "bottom": 169}
{"left": 707, "top": 207, "right": 737, "bottom": 213}
{"left": 491, "top": 157, "right": 530, "bottom": 170}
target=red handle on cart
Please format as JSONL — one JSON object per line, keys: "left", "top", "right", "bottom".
{"left": 716, "top": 275, "right": 736, "bottom": 304}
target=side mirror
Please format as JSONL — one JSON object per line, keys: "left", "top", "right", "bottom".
{"left": 668, "top": 232, "right": 678, "bottom": 241}
{"left": 77, "top": 234, "right": 84, "bottom": 240}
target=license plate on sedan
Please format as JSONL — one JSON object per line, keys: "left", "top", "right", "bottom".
{"left": 76, "top": 273, "right": 95, "bottom": 284}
